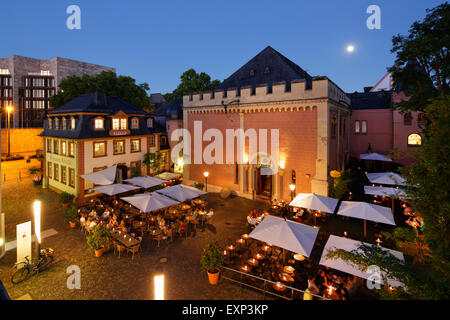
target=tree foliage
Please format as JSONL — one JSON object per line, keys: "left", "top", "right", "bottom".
{"left": 164, "top": 69, "right": 220, "bottom": 102}
{"left": 143, "top": 151, "right": 164, "bottom": 175}
{"left": 329, "top": 170, "right": 351, "bottom": 200}
{"left": 50, "top": 71, "right": 152, "bottom": 112}
{"left": 389, "top": 3, "right": 450, "bottom": 112}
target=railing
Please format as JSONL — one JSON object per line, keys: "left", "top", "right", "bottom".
{"left": 220, "top": 265, "right": 329, "bottom": 300}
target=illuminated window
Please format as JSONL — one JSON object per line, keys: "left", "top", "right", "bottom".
{"left": 355, "top": 120, "right": 360, "bottom": 134}
{"left": 62, "top": 117, "right": 66, "bottom": 130}
{"left": 47, "top": 139, "right": 52, "bottom": 153}
{"left": 61, "top": 166, "right": 67, "bottom": 184}
{"left": 47, "top": 162, "right": 52, "bottom": 179}
{"left": 55, "top": 118, "right": 59, "bottom": 130}
{"left": 120, "top": 118, "right": 127, "bottom": 130}
{"left": 131, "top": 139, "right": 141, "bottom": 152}
{"left": 94, "top": 142, "right": 106, "bottom": 157}
{"left": 68, "top": 142, "right": 75, "bottom": 157}
{"left": 113, "top": 140, "right": 125, "bottom": 154}
{"left": 94, "top": 118, "right": 104, "bottom": 130}
{"left": 53, "top": 140, "right": 59, "bottom": 154}
{"left": 361, "top": 120, "right": 367, "bottom": 133}
{"left": 54, "top": 164, "right": 59, "bottom": 181}
{"left": 112, "top": 118, "right": 120, "bottom": 130}
{"left": 48, "top": 118, "right": 52, "bottom": 129}
{"left": 69, "top": 168, "right": 75, "bottom": 187}
{"left": 71, "top": 117, "right": 76, "bottom": 130}
{"left": 61, "top": 141, "right": 67, "bottom": 155}
{"left": 408, "top": 134, "right": 422, "bottom": 146}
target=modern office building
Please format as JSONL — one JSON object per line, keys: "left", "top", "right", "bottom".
{"left": 0, "top": 55, "right": 115, "bottom": 128}
{"left": 40, "top": 92, "right": 169, "bottom": 203}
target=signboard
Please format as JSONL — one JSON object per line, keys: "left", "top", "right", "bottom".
{"left": 16, "top": 221, "right": 32, "bottom": 265}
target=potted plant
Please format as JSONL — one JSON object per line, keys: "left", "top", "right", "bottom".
{"left": 86, "top": 226, "right": 111, "bottom": 257}
{"left": 64, "top": 204, "right": 78, "bottom": 228}
{"left": 29, "top": 167, "right": 41, "bottom": 185}
{"left": 201, "top": 242, "right": 224, "bottom": 285}
{"left": 59, "top": 192, "right": 75, "bottom": 208}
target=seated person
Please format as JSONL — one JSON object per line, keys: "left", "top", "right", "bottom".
{"left": 316, "top": 270, "right": 329, "bottom": 290}
{"left": 337, "top": 284, "right": 350, "bottom": 300}
{"left": 79, "top": 213, "right": 87, "bottom": 227}
{"left": 344, "top": 275, "right": 357, "bottom": 297}
{"left": 307, "top": 277, "right": 320, "bottom": 295}
{"left": 101, "top": 209, "right": 111, "bottom": 220}
{"left": 87, "top": 218, "right": 97, "bottom": 232}
{"left": 88, "top": 209, "right": 98, "bottom": 219}
{"left": 119, "top": 220, "right": 128, "bottom": 232}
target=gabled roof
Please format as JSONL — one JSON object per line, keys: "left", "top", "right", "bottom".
{"left": 150, "top": 93, "right": 167, "bottom": 105}
{"left": 48, "top": 92, "right": 148, "bottom": 115}
{"left": 151, "top": 98, "right": 183, "bottom": 120}
{"left": 347, "top": 90, "right": 393, "bottom": 110}
{"left": 216, "top": 46, "right": 313, "bottom": 91}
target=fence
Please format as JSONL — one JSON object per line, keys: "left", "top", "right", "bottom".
{"left": 220, "top": 265, "right": 329, "bottom": 300}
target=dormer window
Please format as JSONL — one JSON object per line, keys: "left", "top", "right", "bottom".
{"left": 62, "top": 117, "right": 66, "bottom": 130}
{"left": 94, "top": 118, "right": 104, "bottom": 130}
{"left": 55, "top": 118, "right": 59, "bottom": 130}
{"left": 249, "top": 69, "right": 255, "bottom": 76}
{"left": 147, "top": 118, "right": 153, "bottom": 128}
{"left": 120, "top": 118, "right": 127, "bottom": 130}
{"left": 70, "top": 117, "right": 76, "bottom": 130}
{"left": 48, "top": 118, "right": 53, "bottom": 129}
{"left": 131, "top": 118, "right": 139, "bottom": 129}
{"left": 112, "top": 118, "right": 120, "bottom": 130}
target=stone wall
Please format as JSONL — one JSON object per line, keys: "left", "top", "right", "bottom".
{"left": 0, "top": 128, "right": 43, "bottom": 155}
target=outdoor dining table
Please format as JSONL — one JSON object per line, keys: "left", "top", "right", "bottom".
{"left": 181, "top": 204, "right": 191, "bottom": 210}
{"left": 110, "top": 229, "right": 140, "bottom": 248}
{"left": 149, "top": 228, "right": 163, "bottom": 237}
{"left": 293, "top": 254, "right": 305, "bottom": 261}
{"left": 192, "top": 199, "right": 204, "bottom": 205}
{"left": 254, "top": 253, "right": 265, "bottom": 260}
{"left": 247, "top": 258, "right": 258, "bottom": 267}
{"left": 132, "top": 220, "right": 146, "bottom": 230}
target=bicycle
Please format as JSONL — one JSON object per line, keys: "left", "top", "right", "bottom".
{"left": 10, "top": 248, "right": 55, "bottom": 284}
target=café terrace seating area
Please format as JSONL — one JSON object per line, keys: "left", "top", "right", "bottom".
{"left": 77, "top": 167, "right": 212, "bottom": 259}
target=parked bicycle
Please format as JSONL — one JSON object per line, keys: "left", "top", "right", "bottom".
{"left": 10, "top": 248, "right": 54, "bottom": 284}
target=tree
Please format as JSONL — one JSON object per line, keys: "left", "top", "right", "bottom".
{"left": 164, "top": 69, "right": 220, "bottom": 102}
{"left": 50, "top": 71, "right": 152, "bottom": 112}
{"left": 327, "top": 4, "right": 450, "bottom": 299}
{"left": 389, "top": 3, "right": 450, "bottom": 113}
{"left": 143, "top": 151, "right": 164, "bottom": 175}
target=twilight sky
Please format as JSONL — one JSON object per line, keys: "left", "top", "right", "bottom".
{"left": 1, "top": 0, "right": 446, "bottom": 94}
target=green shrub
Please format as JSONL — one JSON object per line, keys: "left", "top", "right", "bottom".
{"left": 64, "top": 204, "right": 78, "bottom": 223}
{"left": 59, "top": 192, "right": 75, "bottom": 204}
{"left": 201, "top": 242, "right": 224, "bottom": 272}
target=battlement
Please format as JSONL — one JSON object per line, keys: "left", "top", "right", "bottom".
{"left": 183, "top": 77, "right": 350, "bottom": 108}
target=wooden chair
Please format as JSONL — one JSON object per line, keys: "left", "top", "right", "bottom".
{"left": 114, "top": 242, "right": 127, "bottom": 259}
{"left": 154, "top": 234, "right": 165, "bottom": 247}
{"left": 166, "top": 228, "right": 174, "bottom": 242}
{"left": 127, "top": 243, "right": 141, "bottom": 260}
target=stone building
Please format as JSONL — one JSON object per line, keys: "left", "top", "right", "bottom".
{"left": 181, "top": 46, "right": 351, "bottom": 200}
{"left": 0, "top": 55, "right": 115, "bottom": 128}
{"left": 40, "top": 93, "right": 169, "bottom": 202}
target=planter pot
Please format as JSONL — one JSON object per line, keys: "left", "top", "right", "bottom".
{"left": 69, "top": 221, "right": 77, "bottom": 229}
{"left": 94, "top": 246, "right": 105, "bottom": 258}
{"left": 207, "top": 268, "right": 220, "bottom": 285}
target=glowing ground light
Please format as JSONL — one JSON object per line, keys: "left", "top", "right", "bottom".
{"left": 346, "top": 45, "right": 355, "bottom": 53}
{"left": 34, "top": 201, "right": 41, "bottom": 243}
{"left": 154, "top": 275, "right": 164, "bottom": 300}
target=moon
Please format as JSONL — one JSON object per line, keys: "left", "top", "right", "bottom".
{"left": 346, "top": 44, "right": 355, "bottom": 53}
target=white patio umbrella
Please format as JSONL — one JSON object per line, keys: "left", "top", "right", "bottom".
{"left": 360, "top": 153, "right": 392, "bottom": 162}
{"left": 156, "top": 172, "right": 181, "bottom": 180}
{"left": 320, "top": 235, "right": 405, "bottom": 288}
{"left": 124, "top": 176, "right": 168, "bottom": 189}
{"left": 81, "top": 165, "right": 117, "bottom": 185}
{"left": 121, "top": 192, "right": 180, "bottom": 213}
{"left": 249, "top": 215, "right": 319, "bottom": 257}
{"left": 289, "top": 193, "right": 339, "bottom": 214}
{"left": 364, "top": 186, "right": 409, "bottom": 199}
{"left": 337, "top": 201, "right": 396, "bottom": 238}
{"left": 366, "top": 172, "right": 406, "bottom": 186}
{"left": 157, "top": 184, "right": 206, "bottom": 202}
{"left": 92, "top": 183, "right": 140, "bottom": 196}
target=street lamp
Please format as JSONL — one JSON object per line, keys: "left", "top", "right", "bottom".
{"left": 289, "top": 184, "right": 296, "bottom": 201}
{"left": 203, "top": 171, "right": 209, "bottom": 192}
{"left": 33, "top": 201, "right": 41, "bottom": 263}
{"left": 6, "top": 106, "right": 13, "bottom": 157}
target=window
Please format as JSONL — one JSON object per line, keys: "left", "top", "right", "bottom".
{"left": 47, "top": 162, "right": 52, "bottom": 179}
{"left": 94, "top": 142, "right": 106, "bottom": 157}
{"left": 361, "top": 120, "right": 367, "bottom": 134}
{"left": 62, "top": 117, "right": 66, "bottom": 130}
{"left": 68, "top": 142, "right": 75, "bottom": 157}
{"left": 48, "top": 118, "right": 52, "bottom": 129}
{"left": 47, "top": 139, "right": 52, "bottom": 153}
{"left": 120, "top": 118, "right": 127, "bottom": 130}
{"left": 54, "top": 164, "right": 59, "bottom": 181}
{"left": 408, "top": 134, "right": 422, "bottom": 146}
{"left": 404, "top": 113, "right": 412, "bottom": 126}
{"left": 53, "top": 140, "right": 59, "bottom": 154}
{"left": 112, "top": 118, "right": 120, "bottom": 130}
{"left": 113, "top": 140, "right": 125, "bottom": 154}
{"left": 160, "top": 136, "right": 167, "bottom": 146}
{"left": 70, "top": 117, "right": 76, "bottom": 130}
{"left": 331, "top": 117, "right": 337, "bottom": 138}
{"left": 94, "top": 118, "right": 104, "bottom": 130}
{"left": 355, "top": 120, "right": 360, "bottom": 134}
{"left": 61, "top": 141, "right": 67, "bottom": 156}
{"left": 69, "top": 168, "right": 75, "bottom": 187}
{"left": 149, "top": 135, "right": 155, "bottom": 147}
{"left": 55, "top": 118, "right": 59, "bottom": 130}
{"left": 131, "top": 118, "right": 139, "bottom": 129}
{"left": 249, "top": 69, "right": 255, "bottom": 76}
{"left": 417, "top": 113, "right": 425, "bottom": 125}
{"left": 61, "top": 166, "right": 67, "bottom": 184}
{"left": 131, "top": 139, "right": 141, "bottom": 153}
{"left": 147, "top": 118, "right": 153, "bottom": 128}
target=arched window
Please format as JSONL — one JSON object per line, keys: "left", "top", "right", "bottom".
{"left": 408, "top": 134, "right": 422, "bottom": 146}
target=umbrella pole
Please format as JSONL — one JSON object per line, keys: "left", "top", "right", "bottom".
{"left": 391, "top": 198, "right": 394, "bottom": 217}
{"left": 364, "top": 220, "right": 367, "bottom": 239}
{"left": 283, "top": 249, "right": 286, "bottom": 265}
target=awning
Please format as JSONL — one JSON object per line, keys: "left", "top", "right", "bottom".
{"left": 360, "top": 153, "right": 392, "bottom": 162}
{"left": 249, "top": 215, "right": 319, "bottom": 257}
{"left": 92, "top": 183, "right": 140, "bottom": 196}
{"left": 81, "top": 165, "right": 117, "bottom": 186}
{"left": 364, "top": 186, "right": 409, "bottom": 199}
{"left": 157, "top": 184, "right": 206, "bottom": 202}
{"left": 320, "top": 235, "right": 405, "bottom": 288}
{"left": 124, "top": 176, "right": 168, "bottom": 189}
{"left": 337, "top": 201, "right": 395, "bottom": 226}
{"left": 121, "top": 192, "right": 180, "bottom": 213}
{"left": 156, "top": 172, "right": 181, "bottom": 180}
{"left": 366, "top": 172, "right": 406, "bottom": 186}
{"left": 289, "top": 193, "right": 339, "bottom": 214}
